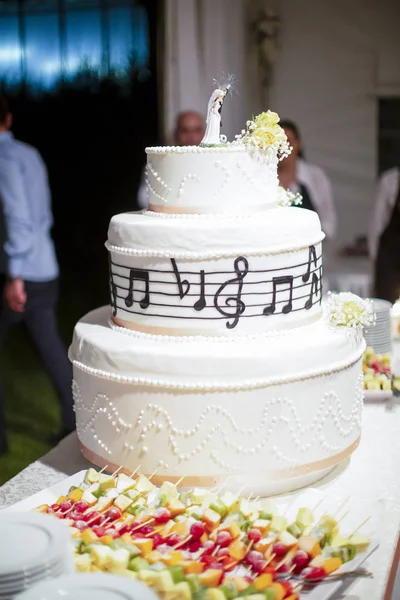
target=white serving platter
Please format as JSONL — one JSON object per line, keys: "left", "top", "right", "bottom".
{"left": 3, "top": 471, "right": 378, "bottom": 600}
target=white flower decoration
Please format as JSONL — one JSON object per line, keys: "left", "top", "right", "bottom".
{"left": 278, "top": 186, "right": 303, "bottom": 207}
{"left": 326, "top": 292, "right": 376, "bottom": 329}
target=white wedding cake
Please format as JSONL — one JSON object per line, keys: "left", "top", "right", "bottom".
{"left": 70, "top": 102, "right": 366, "bottom": 495}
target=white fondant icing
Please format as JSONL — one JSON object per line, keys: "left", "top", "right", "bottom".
{"left": 145, "top": 145, "right": 278, "bottom": 214}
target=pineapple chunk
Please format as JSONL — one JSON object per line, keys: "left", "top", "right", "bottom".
{"left": 137, "top": 569, "right": 159, "bottom": 586}
{"left": 99, "top": 535, "right": 114, "bottom": 545}
{"left": 114, "top": 494, "right": 133, "bottom": 512}
{"left": 270, "top": 516, "right": 287, "bottom": 533}
{"left": 81, "top": 490, "right": 97, "bottom": 506}
{"left": 33, "top": 504, "right": 49, "bottom": 513}
{"left": 228, "top": 539, "right": 247, "bottom": 561}
{"left": 68, "top": 488, "right": 83, "bottom": 502}
{"left": 269, "top": 582, "right": 286, "bottom": 600}
{"left": 348, "top": 532, "right": 370, "bottom": 553}
{"left": 90, "top": 544, "right": 112, "bottom": 568}
{"left": 171, "top": 521, "right": 191, "bottom": 538}
{"left": 298, "top": 535, "right": 322, "bottom": 557}
{"left": 220, "top": 520, "right": 242, "bottom": 539}
{"left": 56, "top": 495, "right": 68, "bottom": 504}
{"left": 254, "top": 573, "right": 274, "bottom": 590}
{"left": 181, "top": 560, "right": 204, "bottom": 574}
{"left": 204, "top": 590, "right": 225, "bottom": 600}
{"left": 165, "top": 582, "right": 192, "bottom": 600}
{"left": 203, "top": 508, "right": 221, "bottom": 531}
{"left": 167, "top": 498, "right": 186, "bottom": 518}
{"left": 135, "top": 474, "right": 155, "bottom": 493}
{"left": 309, "top": 555, "right": 342, "bottom": 574}
{"left": 147, "top": 550, "right": 165, "bottom": 564}
{"left": 154, "top": 570, "right": 174, "bottom": 592}
{"left": 81, "top": 528, "right": 99, "bottom": 543}
{"left": 106, "top": 547, "right": 130, "bottom": 571}
{"left": 99, "top": 473, "right": 116, "bottom": 491}
{"left": 232, "top": 576, "right": 251, "bottom": 592}
{"left": 199, "top": 569, "right": 223, "bottom": 588}
{"left": 116, "top": 473, "right": 135, "bottom": 493}
{"left": 133, "top": 538, "right": 153, "bottom": 556}
{"left": 92, "top": 496, "right": 114, "bottom": 513}
{"left": 84, "top": 467, "right": 100, "bottom": 484}
{"left": 163, "top": 551, "right": 185, "bottom": 566}
{"left": 253, "top": 519, "right": 271, "bottom": 535}
{"left": 74, "top": 553, "right": 92, "bottom": 572}
{"left": 278, "top": 530, "right": 298, "bottom": 548}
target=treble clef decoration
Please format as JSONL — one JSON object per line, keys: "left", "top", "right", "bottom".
{"left": 214, "top": 257, "right": 249, "bottom": 329}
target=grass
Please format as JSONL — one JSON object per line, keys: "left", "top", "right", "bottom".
{"left": 0, "top": 270, "right": 108, "bottom": 486}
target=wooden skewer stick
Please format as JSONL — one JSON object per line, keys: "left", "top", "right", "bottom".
{"left": 130, "top": 465, "right": 141, "bottom": 478}
{"left": 265, "top": 552, "right": 276, "bottom": 566}
{"left": 99, "top": 465, "right": 109, "bottom": 474}
{"left": 289, "top": 564, "right": 296, "bottom": 573}
{"left": 215, "top": 475, "right": 232, "bottom": 495}
{"left": 311, "top": 498, "right": 324, "bottom": 514}
{"left": 112, "top": 465, "right": 123, "bottom": 477}
{"left": 336, "top": 510, "right": 350, "bottom": 525}
{"left": 148, "top": 469, "right": 158, "bottom": 481}
{"left": 349, "top": 516, "right": 371, "bottom": 538}
{"left": 130, "top": 517, "right": 155, "bottom": 533}
{"left": 333, "top": 495, "right": 351, "bottom": 517}
{"left": 235, "top": 483, "right": 248, "bottom": 498}
{"left": 247, "top": 492, "right": 254, "bottom": 502}
{"left": 144, "top": 525, "right": 164, "bottom": 538}
{"left": 175, "top": 473, "right": 188, "bottom": 488}
{"left": 172, "top": 534, "right": 192, "bottom": 550}
{"left": 211, "top": 545, "right": 220, "bottom": 556}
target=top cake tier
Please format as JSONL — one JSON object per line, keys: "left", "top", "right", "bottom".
{"left": 145, "top": 145, "right": 278, "bottom": 215}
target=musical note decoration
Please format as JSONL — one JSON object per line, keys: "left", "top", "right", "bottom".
{"left": 193, "top": 270, "right": 207, "bottom": 311}
{"left": 108, "top": 254, "right": 118, "bottom": 317}
{"left": 171, "top": 258, "right": 190, "bottom": 298}
{"left": 263, "top": 275, "right": 294, "bottom": 315}
{"left": 214, "top": 257, "right": 249, "bottom": 329}
{"left": 125, "top": 269, "right": 150, "bottom": 309}
{"left": 109, "top": 243, "right": 323, "bottom": 328}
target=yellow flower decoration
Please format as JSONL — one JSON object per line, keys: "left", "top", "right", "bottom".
{"left": 236, "top": 111, "right": 291, "bottom": 159}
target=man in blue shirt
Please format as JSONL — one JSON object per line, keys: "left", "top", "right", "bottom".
{"left": 0, "top": 96, "right": 75, "bottom": 454}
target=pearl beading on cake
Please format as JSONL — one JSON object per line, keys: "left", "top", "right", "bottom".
{"left": 146, "top": 144, "right": 248, "bottom": 155}
{"left": 212, "top": 161, "right": 230, "bottom": 197}
{"left": 73, "top": 376, "right": 363, "bottom": 469}
{"left": 105, "top": 234, "right": 325, "bottom": 260}
{"left": 177, "top": 173, "right": 200, "bottom": 197}
{"left": 141, "top": 210, "right": 256, "bottom": 219}
{"left": 70, "top": 347, "right": 364, "bottom": 391}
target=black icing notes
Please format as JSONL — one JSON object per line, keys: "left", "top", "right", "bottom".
{"left": 108, "top": 244, "right": 322, "bottom": 329}
{"left": 214, "top": 258, "right": 249, "bottom": 329}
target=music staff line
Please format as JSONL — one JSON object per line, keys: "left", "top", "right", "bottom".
{"left": 111, "top": 287, "right": 321, "bottom": 310}
{"left": 109, "top": 255, "right": 322, "bottom": 277}
{"left": 109, "top": 264, "right": 322, "bottom": 290}
{"left": 109, "top": 271, "right": 322, "bottom": 299}
{"left": 111, "top": 296, "right": 322, "bottom": 321}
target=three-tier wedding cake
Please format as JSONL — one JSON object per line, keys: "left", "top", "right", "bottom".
{"left": 70, "top": 92, "right": 366, "bottom": 495}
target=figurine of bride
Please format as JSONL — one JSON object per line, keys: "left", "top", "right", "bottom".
{"left": 201, "top": 86, "right": 230, "bottom": 145}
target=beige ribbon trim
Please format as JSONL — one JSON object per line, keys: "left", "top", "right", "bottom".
{"left": 149, "top": 204, "right": 206, "bottom": 215}
{"left": 112, "top": 316, "right": 235, "bottom": 337}
{"left": 79, "top": 436, "right": 360, "bottom": 487}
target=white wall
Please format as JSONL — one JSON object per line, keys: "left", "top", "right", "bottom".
{"left": 269, "top": 0, "right": 400, "bottom": 248}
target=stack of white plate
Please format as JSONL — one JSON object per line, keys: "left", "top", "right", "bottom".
{"left": 0, "top": 512, "right": 74, "bottom": 599}
{"left": 16, "top": 574, "right": 159, "bottom": 599}
{"left": 364, "top": 298, "right": 392, "bottom": 355}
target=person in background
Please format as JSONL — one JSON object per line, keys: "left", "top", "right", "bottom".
{"left": 278, "top": 120, "right": 337, "bottom": 239}
{"left": 369, "top": 166, "right": 400, "bottom": 303}
{"left": 0, "top": 95, "right": 75, "bottom": 455}
{"left": 137, "top": 110, "right": 205, "bottom": 209}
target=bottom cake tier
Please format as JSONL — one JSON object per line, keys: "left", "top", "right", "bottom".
{"left": 70, "top": 306, "right": 365, "bottom": 496}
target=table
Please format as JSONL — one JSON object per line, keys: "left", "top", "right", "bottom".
{"left": 1, "top": 396, "right": 399, "bottom": 600}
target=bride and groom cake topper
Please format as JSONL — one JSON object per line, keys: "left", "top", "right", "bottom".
{"left": 201, "top": 75, "right": 235, "bottom": 146}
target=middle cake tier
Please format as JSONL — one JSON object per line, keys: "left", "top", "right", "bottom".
{"left": 107, "top": 206, "right": 325, "bottom": 336}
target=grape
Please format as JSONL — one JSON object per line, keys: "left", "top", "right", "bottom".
{"left": 50, "top": 503, "right": 61, "bottom": 512}
{"left": 85, "top": 511, "right": 101, "bottom": 525}
{"left": 252, "top": 559, "right": 267, "bottom": 573}
{"left": 59, "top": 500, "right": 72, "bottom": 512}
{"left": 216, "top": 530, "right": 232, "bottom": 547}
{"left": 153, "top": 507, "right": 171, "bottom": 524}
{"left": 104, "top": 528, "right": 119, "bottom": 539}
{"left": 188, "top": 540, "right": 202, "bottom": 553}
{"left": 75, "top": 520, "right": 89, "bottom": 531}
{"left": 190, "top": 522, "right": 205, "bottom": 540}
{"left": 141, "top": 525, "right": 154, "bottom": 536}
{"left": 92, "top": 526, "right": 106, "bottom": 537}
{"left": 302, "top": 566, "right": 326, "bottom": 582}
{"left": 245, "top": 550, "right": 264, "bottom": 566}
{"left": 166, "top": 533, "right": 181, "bottom": 546}
{"left": 272, "top": 541, "right": 287, "bottom": 557}
{"left": 118, "top": 524, "right": 131, "bottom": 535}
{"left": 152, "top": 533, "right": 163, "bottom": 548}
{"left": 292, "top": 550, "right": 310, "bottom": 571}
{"left": 105, "top": 507, "right": 122, "bottom": 521}
{"left": 277, "top": 563, "right": 289, "bottom": 573}
{"left": 201, "top": 540, "right": 216, "bottom": 555}
{"left": 248, "top": 528, "right": 262, "bottom": 543}
{"left": 73, "top": 501, "right": 89, "bottom": 513}
{"left": 217, "top": 548, "right": 230, "bottom": 557}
